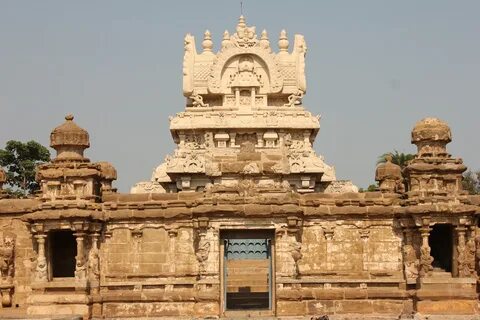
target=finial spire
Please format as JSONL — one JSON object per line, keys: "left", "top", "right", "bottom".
{"left": 237, "top": 15, "right": 246, "bottom": 31}
{"left": 278, "top": 29, "right": 289, "bottom": 53}
{"left": 202, "top": 30, "right": 213, "bottom": 53}
{"left": 222, "top": 30, "right": 230, "bottom": 49}
{"left": 260, "top": 29, "right": 270, "bottom": 49}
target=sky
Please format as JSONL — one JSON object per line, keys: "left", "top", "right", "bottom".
{"left": 0, "top": 0, "right": 479, "bottom": 192}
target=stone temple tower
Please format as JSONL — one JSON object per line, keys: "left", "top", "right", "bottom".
{"left": 132, "top": 16, "right": 356, "bottom": 194}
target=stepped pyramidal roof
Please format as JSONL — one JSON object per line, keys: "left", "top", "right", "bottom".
{"left": 132, "top": 16, "right": 357, "bottom": 194}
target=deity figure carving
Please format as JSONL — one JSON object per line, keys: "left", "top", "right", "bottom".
{"left": 403, "top": 244, "right": 419, "bottom": 279}
{"left": 35, "top": 255, "right": 47, "bottom": 282}
{"left": 0, "top": 234, "right": 15, "bottom": 282}
{"left": 419, "top": 245, "right": 434, "bottom": 277}
{"left": 284, "top": 90, "right": 304, "bottom": 107}
{"left": 458, "top": 238, "right": 476, "bottom": 277}
{"left": 88, "top": 248, "right": 100, "bottom": 281}
{"left": 0, "top": 234, "right": 14, "bottom": 308}
{"left": 75, "top": 256, "right": 87, "bottom": 280}
{"left": 189, "top": 94, "right": 209, "bottom": 108}
{"left": 290, "top": 240, "right": 303, "bottom": 278}
{"left": 195, "top": 235, "right": 210, "bottom": 275}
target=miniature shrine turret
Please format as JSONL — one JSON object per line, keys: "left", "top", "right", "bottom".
{"left": 375, "top": 154, "right": 404, "bottom": 193}
{"left": 36, "top": 115, "right": 116, "bottom": 201}
{"left": 133, "top": 16, "right": 357, "bottom": 194}
{"left": 404, "top": 117, "right": 466, "bottom": 196}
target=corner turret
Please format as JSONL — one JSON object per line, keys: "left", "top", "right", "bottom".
{"left": 37, "top": 115, "right": 117, "bottom": 201}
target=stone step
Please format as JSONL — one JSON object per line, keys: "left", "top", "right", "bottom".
{"left": 431, "top": 270, "right": 452, "bottom": 278}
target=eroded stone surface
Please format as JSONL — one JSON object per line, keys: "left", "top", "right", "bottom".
{"left": 0, "top": 16, "right": 479, "bottom": 320}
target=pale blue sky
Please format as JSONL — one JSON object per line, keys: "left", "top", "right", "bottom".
{"left": 0, "top": 0, "right": 479, "bottom": 192}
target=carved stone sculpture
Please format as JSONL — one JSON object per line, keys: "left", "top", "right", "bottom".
{"left": 419, "top": 245, "right": 434, "bottom": 277}
{"left": 458, "top": 238, "right": 476, "bottom": 277}
{"left": 284, "top": 90, "right": 304, "bottom": 107}
{"left": 290, "top": 241, "right": 303, "bottom": 278}
{"left": 403, "top": 244, "right": 419, "bottom": 279}
{"left": 190, "top": 94, "right": 209, "bottom": 108}
{"left": 88, "top": 248, "right": 100, "bottom": 281}
{"left": 196, "top": 235, "right": 210, "bottom": 276}
{"left": 0, "top": 234, "right": 14, "bottom": 282}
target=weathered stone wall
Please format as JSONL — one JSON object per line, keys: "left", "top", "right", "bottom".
{"left": 0, "top": 191, "right": 478, "bottom": 318}
{"left": 0, "top": 199, "right": 37, "bottom": 309}
{"left": 299, "top": 223, "right": 403, "bottom": 275}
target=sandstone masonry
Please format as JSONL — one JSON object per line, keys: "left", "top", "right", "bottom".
{"left": 0, "top": 16, "right": 479, "bottom": 320}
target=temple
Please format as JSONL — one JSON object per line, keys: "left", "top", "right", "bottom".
{"left": 0, "top": 16, "right": 479, "bottom": 319}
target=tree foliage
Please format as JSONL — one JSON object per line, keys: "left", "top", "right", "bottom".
{"left": 0, "top": 140, "right": 50, "bottom": 196}
{"left": 462, "top": 170, "right": 480, "bottom": 195}
{"left": 377, "top": 150, "right": 414, "bottom": 169}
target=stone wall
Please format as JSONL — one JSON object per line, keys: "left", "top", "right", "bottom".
{"left": 0, "top": 199, "right": 37, "bottom": 310}
{"left": 0, "top": 190, "right": 478, "bottom": 318}
{"left": 300, "top": 223, "right": 403, "bottom": 275}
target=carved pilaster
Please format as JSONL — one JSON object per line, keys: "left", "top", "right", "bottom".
{"left": 456, "top": 226, "right": 475, "bottom": 277}
{"left": 74, "top": 232, "right": 86, "bottom": 280}
{"left": 0, "top": 232, "right": 15, "bottom": 307}
{"left": 275, "top": 228, "right": 300, "bottom": 278}
{"left": 167, "top": 226, "right": 178, "bottom": 275}
{"left": 359, "top": 228, "right": 370, "bottom": 272}
{"left": 419, "top": 226, "right": 433, "bottom": 277}
{"left": 402, "top": 227, "right": 419, "bottom": 282}
{"left": 323, "top": 224, "right": 335, "bottom": 271}
{"left": 34, "top": 234, "right": 47, "bottom": 282}
{"left": 194, "top": 218, "right": 210, "bottom": 278}
{"left": 88, "top": 231, "right": 100, "bottom": 286}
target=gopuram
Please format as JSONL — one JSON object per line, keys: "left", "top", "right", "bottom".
{"left": 0, "top": 16, "right": 480, "bottom": 320}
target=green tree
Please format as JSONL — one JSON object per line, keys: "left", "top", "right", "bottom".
{"left": 0, "top": 140, "right": 50, "bottom": 196}
{"left": 377, "top": 150, "right": 414, "bottom": 169}
{"left": 462, "top": 170, "right": 480, "bottom": 195}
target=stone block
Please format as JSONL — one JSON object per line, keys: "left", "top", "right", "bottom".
{"left": 103, "top": 302, "right": 195, "bottom": 317}
{"left": 312, "top": 288, "right": 344, "bottom": 300}
{"left": 344, "top": 288, "right": 367, "bottom": 299}
{"left": 276, "top": 301, "right": 305, "bottom": 316}
{"left": 371, "top": 299, "right": 406, "bottom": 314}
{"left": 139, "top": 253, "right": 168, "bottom": 264}
{"left": 142, "top": 228, "right": 167, "bottom": 242}
{"left": 306, "top": 300, "right": 335, "bottom": 314}
{"left": 27, "top": 304, "right": 89, "bottom": 318}
{"left": 416, "top": 300, "right": 478, "bottom": 315}
{"left": 193, "top": 302, "right": 219, "bottom": 316}
{"left": 335, "top": 300, "right": 373, "bottom": 313}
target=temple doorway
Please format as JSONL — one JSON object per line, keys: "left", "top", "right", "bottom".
{"left": 221, "top": 230, "right": 273, "bottom": 312}
{"left": 49, "top": 230, "right": 77, "bottom": 278}
{"left": 428, "top": 224, "right": 453, "bottom": 273}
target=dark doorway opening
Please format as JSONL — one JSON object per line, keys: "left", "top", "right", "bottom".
{"left": 50, "top": 230, "right": 76, "bottom": 278}
{"left": 222, "top": 230, "right": 273, "bottom": 311}
{"left": 428, "top": 224, "right": 453, "bottom": 273}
